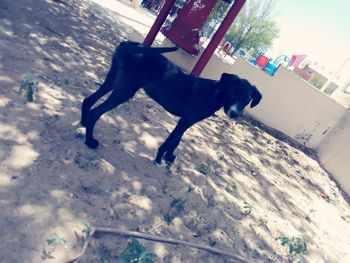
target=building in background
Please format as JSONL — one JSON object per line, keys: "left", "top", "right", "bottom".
{"left": 290, "top": 55, "right": 340, "bottom": 95}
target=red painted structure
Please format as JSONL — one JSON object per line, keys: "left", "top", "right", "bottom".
{"left": 161, "top": 0, "right": 219, "bottom": 54}
{"left": 143, "top": 0, "right": 246, "bottom": 76}
{"left": 255, "top": 54, "right": 270, "bottom": 68}
{"left": 143, "top": 0, "right": 177, "bottom": 46}
{"left": 191, "top": 0, "right": 246, "bottom": 76}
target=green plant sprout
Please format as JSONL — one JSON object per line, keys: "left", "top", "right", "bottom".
{"left": 80, "top": 219, "right": 95, "bottom": 239}
{"left": 276, "top": 236, "right": 307, "bottom": 263}
{"left": 19, "top": 74, "right": 38, "bottom": 102}
{"left": 257, "top": 218, "right": 268, "bottom": 228}
{"left": 118, "top": 238, "right": 156, "bottom": 263}
{"left": 242, "top": 201, "right": 252, "bottom": 215}
{"left": 47, "top": 233, "right": 66, "bottom": 248}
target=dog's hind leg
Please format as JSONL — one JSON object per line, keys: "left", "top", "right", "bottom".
{"left": 81, "top": 69, "right": 118, "bottom": 127}
{"left": 84, "top": 78, "right": 139, "bottom": 149}
{"left": 154, "top": 118, "right": 196, "bottom": 166}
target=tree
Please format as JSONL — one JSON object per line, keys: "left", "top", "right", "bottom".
{"left": 207, "top": 0, "right": 232, "bottom": 24}
{"left": 309, "top": 74, "right": 327, "bottom": 89}
{"left": 202, "top": 0, "right": 232, "bottom": 38}
{"left": 226, "top": 0, "right": 279, "bottom": 54}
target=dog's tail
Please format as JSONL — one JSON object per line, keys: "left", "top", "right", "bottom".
{"left": 146, "top": 45, "right": 179, "bottom": 53}
{"left": 119, "top": 41, "right": 178, "bottom": 54}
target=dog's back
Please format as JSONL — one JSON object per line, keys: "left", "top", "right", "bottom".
{"left": 117, "top": 41, "right": 178, "bottom": 55}
{"left": 115, "top": 41, "right": 184, "bottom": 89}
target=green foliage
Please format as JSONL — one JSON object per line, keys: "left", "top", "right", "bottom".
{"left": 242, "top": 201, "right": 252, "bottom": 215}
{"left": 78, "top": 221, "right": 154, "bottom": 262}
{"left": 224, "top": 34, "right": 236, "bottom": 45}
{"left": 19, "top": 74, "right": 38, "bottom": 102}
{"left": 207, "top": 0, "right": 231, "bottom": 24}
{"left": 276, "top": 236, "right": 307, "bottom": 263}
{"left": 42, "top": 233, "right": 66, "bottom": 259}
{"left": 80, "top": 219, "right": 95, "bottom": 239}
{"left": 242, "top": 19, "right": 279, "bottom": 52}
{"left": 118, "top": 238, "right": 156, "bottom": 263}
{"left": 226, "top": 0, "right": 279, "bottom": 54}
{"left": 309, "top": 74, "right": 327, "bottom": 89}
{"left": 47, "top": 233, "right": 66, "bottom": 251}
{"left": 202, "top": 0, "right": 232, "bottom": 38}
{"left": 257, "top": 218, "right": 268, "bottom": 228}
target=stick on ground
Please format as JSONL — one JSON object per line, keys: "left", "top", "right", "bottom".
{"left": 66, "top": 225, "right": 250, "bottom": 263}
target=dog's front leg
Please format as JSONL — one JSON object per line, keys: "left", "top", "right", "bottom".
{"left": 154, "top": 118, "right": 195, "bottom": 166}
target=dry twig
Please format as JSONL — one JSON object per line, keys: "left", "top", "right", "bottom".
{"left": 66, "top": 225, "right": 250, "bottom": 263}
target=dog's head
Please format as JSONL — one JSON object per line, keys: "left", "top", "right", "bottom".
{"left": 219, "top": 73, "right": 262, "bottom": 119}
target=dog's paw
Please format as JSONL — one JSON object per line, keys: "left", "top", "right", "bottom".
{"left": 164, "top": 153, "right": 176, "bottom": 165}
{"left": 85, "top": 138, "right": 99, "bottom": 149}
{"left": 152, "top": 159, "right": 166, "bottom": 167}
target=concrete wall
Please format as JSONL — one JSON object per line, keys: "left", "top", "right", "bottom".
{"left": 118, "top": 0, "right": 142, "bottom": 9}
{"left": 331, "top": 88, "right": 350, "bottom": 107}
{"left": 163, "top": 49, "right": 349, "bottom": 195}
{"left": 162, "top": 39, "right": 201, "bottom": 72}
{"left": 317, "top": 109, "right": 350, "bottom": 194}
{"left": 201, "top": 57, "right": 348, "bottom": 148}
{"left": 203, "top": 56, "right": 350, "bottom": 195}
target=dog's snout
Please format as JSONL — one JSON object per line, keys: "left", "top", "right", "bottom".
{"left": 225, "top": 104, "right": 241, "bottom": 119}
{"left": 229, "top": 111, "right": 239, "bottom": 119}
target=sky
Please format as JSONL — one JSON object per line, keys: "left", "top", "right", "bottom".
{"left": 268, "top": 0, "right": 350, "bottom": 85}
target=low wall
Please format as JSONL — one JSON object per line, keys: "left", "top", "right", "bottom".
{"left": 201, "top": 57, "right": 347, "bottom": 149}
{"left": 317, "top": 109, "right": 350, "bottom": 194}
{"left": 163, "top": 48, "right": 349, "bottom": 195}
{"left": 331, "top": 89, "right": 350, "bottom": 107}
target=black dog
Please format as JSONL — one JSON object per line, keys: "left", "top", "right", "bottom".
{"left": 81, "top": 41, "right": 262, "bottom": 166}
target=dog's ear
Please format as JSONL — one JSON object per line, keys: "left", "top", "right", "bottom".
{"left": 250, "top": 86, "right": 262, "bottom": 108}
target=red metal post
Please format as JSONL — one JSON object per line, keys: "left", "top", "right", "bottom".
{"left": 161, "top": 0, "right": 218, "bottom": 54}
{"left": 191, "top": 0, "right": 246, "bottom": 76}
{"left": 143, "top": 0, "right": 177, "bottom": 46}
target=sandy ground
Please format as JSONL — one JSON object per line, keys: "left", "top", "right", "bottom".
{"left": 0, "top": 0, "right": 350, "bottom": 262}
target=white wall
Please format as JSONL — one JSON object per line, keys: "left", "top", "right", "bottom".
{"left": 118, "top": 0, "right": 141, "bottom": 9}
{"left": 317, "top": 109, "right": 350, "bottom": 194}
{"left": 201, "top": 57, "right": 347, "bottom": 148}
{"left": 162, "top": 39, "right": 201, "bottom": 72}
{"left": 331, "top": 89, "right": 350, "bottom": 107}
{"left": 163, "top": 50, "right": 350, "bottom": 195}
